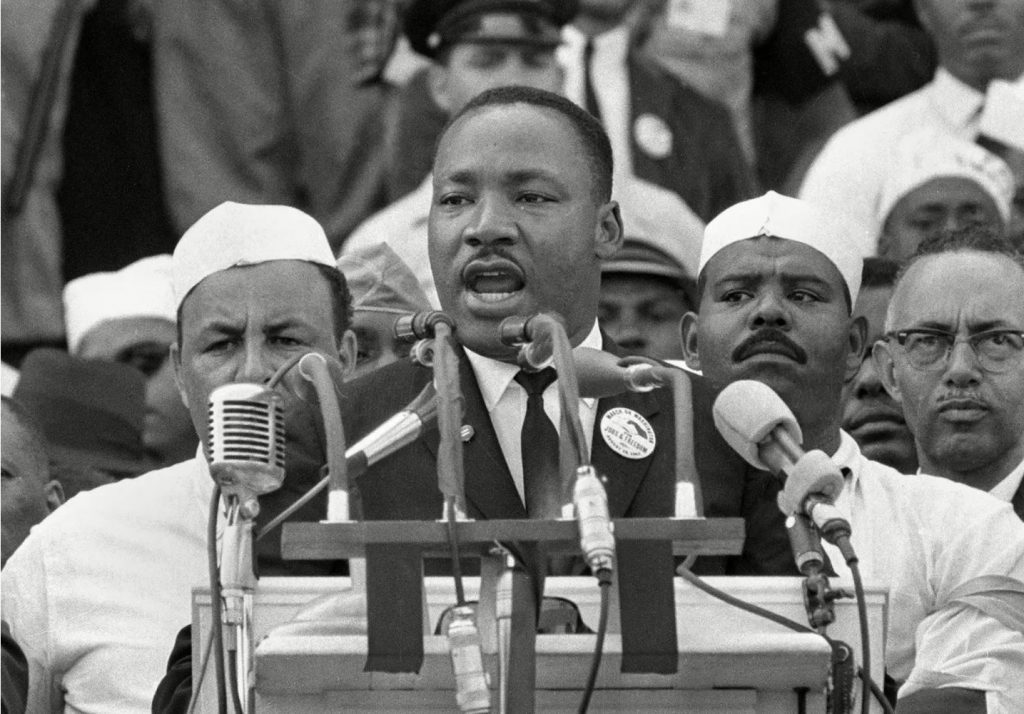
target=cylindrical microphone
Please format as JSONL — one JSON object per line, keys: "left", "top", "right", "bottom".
{"left": 208, "top": 383, "right": 286, "bottom": 514}
{"left": 394, "top": 310, "right": 456, "bottom": 341}
{"left": 712, "top": 380, "right": 851, "bottom": 545}
{"left": 345, "top": 382, "right": 438, "bottom": 480}
{"left": 573, "top": 347, "right": 666, "bottom": 398}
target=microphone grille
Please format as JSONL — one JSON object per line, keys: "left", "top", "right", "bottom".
{"left": 208, "top": 383, "right": 286, "bottom": 494}
{"left": 712, "top": 380, "right": 802, "bottom": 470}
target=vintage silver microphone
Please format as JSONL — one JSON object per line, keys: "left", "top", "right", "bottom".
{"left": 207, "top": 382, "right": 286, "bottom": 714}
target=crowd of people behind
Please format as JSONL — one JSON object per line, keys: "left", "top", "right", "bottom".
{"left": 2, "top": 0, "right": 1024, "bottom": 712}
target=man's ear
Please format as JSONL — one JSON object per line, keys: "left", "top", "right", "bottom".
{"left": 872, "top": 339, "right": 903, "bottom": 403}
{"left": 427, "top": 64, "right": 453, "bottom": 113}
{"left": 680, "top": 311, "right": 701, "bottom": 371}
{"left": 845, "top": 315, "right": 868, "bottom": 381}
{"left": 594, "top": 201, "right": 624, "bottom": 259}
{"left": 337, "top": 329, "right": 358, "bottom": 379}
{"left": 44, "top": 480, "right": 65, "bottom": 512}
{"left": 170, "top": 342, "right": 189, "bottom": 409}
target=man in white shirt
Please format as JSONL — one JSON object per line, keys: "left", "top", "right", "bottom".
{"left": 681, "top": 191, "right": 1024, "bottom": 712}
{"left": 874, "top": 228, "right": 1024, "bottom": 519}
{"left": 799, "top": 0, "right": 1024, "bottom": 254}
{"left": 1, "top": 202, "right": 357, "bottom": 713}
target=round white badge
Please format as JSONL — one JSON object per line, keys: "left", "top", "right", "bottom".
{"left": 600, "top": 408, "right": 656, "bottom": 460}
{"left": 633, "top": 114, "right": 673, "bottom": 160}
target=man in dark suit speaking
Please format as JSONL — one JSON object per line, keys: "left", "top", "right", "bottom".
{"left": 343, "top": 85, "right": 680, "bottom": 526}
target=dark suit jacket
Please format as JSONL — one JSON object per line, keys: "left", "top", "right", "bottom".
{"left": 341, "top": 344, "right": 795, "bottom": 576}
{"left": 627, "top": 52, "right": 759, "bottom": 223}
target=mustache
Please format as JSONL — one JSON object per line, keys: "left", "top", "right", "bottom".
{"left": 937, "top": 391, "right": 988, "bottom": 409}
{"left": 732, "top": 329, "right": 808, "bottom": 364}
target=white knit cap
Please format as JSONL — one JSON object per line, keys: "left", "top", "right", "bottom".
{"left": 172, "top": 202, "right": 336, "bottom": 309}
{"left": 700, "top": 191, "right": 863, "bottom": 305}
{"left": 63, "top": 255, "right": 176, "bottom": 354}
{"left": 877, "top": 130, "right": 1014, "bottom": 227}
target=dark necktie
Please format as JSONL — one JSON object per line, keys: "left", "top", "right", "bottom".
{"left": 583, "top": 38, "right": 602, "bottom": 122}
{"left": 514, "top": 368, "right": 561, "bottom": 519}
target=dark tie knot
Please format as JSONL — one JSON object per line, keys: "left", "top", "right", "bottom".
{"left": 514, "top": 367, "right": 557, "bottom": 396}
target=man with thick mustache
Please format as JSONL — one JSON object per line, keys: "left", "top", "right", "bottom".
{"left": 874, "top": 230, "right": 1024, "bottom": 518}
{"left": 681, "top": 191, "right": 1024, "bottom": 712}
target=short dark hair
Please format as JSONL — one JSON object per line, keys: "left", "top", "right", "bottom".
{"left": 437, "top": 85, "right": 614, "bottom": 201}
{"left": 176, "top": 262, "right": 353, "bottom": 346}
{"left": 897, "top": 224, "right": 1024, "bottom": 281}
{"left": 1, "top": 395, "right": 50, "bottom": 474}
{"left": 860, "top": 256, "right": 901, "bottom": 290}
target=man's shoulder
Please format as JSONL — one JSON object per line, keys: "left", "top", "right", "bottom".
{"left": 861, "top": 459, "right": 1021, "bottom": 524}
{"left": 32, "top": 459, "right": 200, "bottom": 535}
{"left": 344, "top": 179, "right": 431, "bottom": 252}
{"left": 815, "top": 82, "right": 933, "bottom": 153}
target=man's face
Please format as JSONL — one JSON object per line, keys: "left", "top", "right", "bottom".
{"left": 599, "top": 274, "right": 691, "bottom": 359}
{"left": 880, "top": 177, "right": 1003, "bottom": 261}
{"left": 2, "top": 408, "right": 62, "bottom": 566}
{"left": 875, "top": 252, "right": 1024, "bottom": 480}
{"left": 840, "top": 286, "right": 918, "bottom": 472}
{"left": 429, "top": 103, "right": 622, "bottom": 360}
{"left": 915, "top": 0, "right": 1024, "bottom": 88}
{"left": 431, "top": 15, "right": 564, "bottom": 114}
{"left": 351, "top": 311, "right": 412, "bottom": 379}
{"left": 683, "top": 237, "right": 862, "bottom": 426}
{"left": 172, "top": 261, "right": 349, "bottom": 463}
{"left": 79, "top": 317, "right": 197, "bottom": 466}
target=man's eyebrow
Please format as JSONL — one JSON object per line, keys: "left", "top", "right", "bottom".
{"left": 908, "top": 319, "right": 1014, "bottom": 332}
{"left": 781, "top": 273, "right": 835, "bottom": 291}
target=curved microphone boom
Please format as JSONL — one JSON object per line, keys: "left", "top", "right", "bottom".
{"left": 712, "top": 380, "right": 851, "bottom": 545}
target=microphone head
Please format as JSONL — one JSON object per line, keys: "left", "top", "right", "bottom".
{"left": 208, "top": 383, "right": 286, "bottom": 499}
{"left": 712, "top": 380, "right": 802, "bottom": 470}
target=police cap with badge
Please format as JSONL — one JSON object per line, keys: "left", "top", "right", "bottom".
{"left": 404, "top": 0, "right": 577, "bottom": 58}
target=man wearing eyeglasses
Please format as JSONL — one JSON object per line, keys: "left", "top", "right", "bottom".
{"left": 875, "top": 228, "right": 1024, "bottom": 519}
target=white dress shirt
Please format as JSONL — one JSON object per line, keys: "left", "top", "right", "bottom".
{"left": 464, "top": 320, "right": 602, "bottom": 506}
{"left": 989, "top": 458, "right": 1024, "bottom": 505}
{"left": 559, "top": 24, "right": 635, "bottom": 186}
{"left": 822, "top": 432, "right": 1024, "bottom": 710}
{"left": 1, "top": 450, "right": 221, "bottom": 714}
{"left": 800, "top": 68, "right": 1024, "bottom": 255}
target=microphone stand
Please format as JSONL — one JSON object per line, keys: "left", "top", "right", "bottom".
{"left": 220, "top": 492, "right": 258, "bottom": 714}
{"left": 396, "top": 311, "right": 488, "bottom": 713}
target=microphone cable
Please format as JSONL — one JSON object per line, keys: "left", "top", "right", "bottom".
{"left": 206, "top": 484, "right": 228, "bottom": 714}
{"left": 577, "top": 567, "right": 613, "bottom": 714}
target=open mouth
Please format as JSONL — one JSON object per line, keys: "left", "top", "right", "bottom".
{"left": 463, "top": 260, "right": 525, "bottom": 303}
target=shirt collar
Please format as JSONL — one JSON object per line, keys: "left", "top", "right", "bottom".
{"left": 930, "top": 67, "right": 986, "bottom": 130}
{"left": 987, "top": 458, "right": 1024, "bottom": 503}
{"left": 561, "top": 24, "right": 630, "bottom": 64}
{"left": 465, "top": 319, "right": 603, "bottom": 410}
{"left": 830, "top": 430, "right": 863, "bottom": 491}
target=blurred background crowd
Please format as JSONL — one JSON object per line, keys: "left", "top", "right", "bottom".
{"left": 2, "top": 0, "right": 1023, "bottom": 556}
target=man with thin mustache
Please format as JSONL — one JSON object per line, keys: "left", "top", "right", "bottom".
{"left": 874, "top": 228, "right": 1024, "bottom": 518}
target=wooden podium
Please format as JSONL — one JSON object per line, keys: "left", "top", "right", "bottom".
{"left": 191, "top": 518, "right": 887, "bottom": 713}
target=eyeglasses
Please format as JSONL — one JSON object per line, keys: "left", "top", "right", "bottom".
{"left": 885, "top": 328, "right": 1024, "bottom": 373}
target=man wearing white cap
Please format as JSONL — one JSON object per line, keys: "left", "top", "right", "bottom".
{"left": 681, "top": 191, "right": 1024, "bottom": 712}
{"left": 2, "top": 202, "right": 356, "bottom": 713}
{"left": 799, "top": 0, "right": 1024, "bottom": 255}
{"left": 64, "top": 255, "right": 197, "bottom": 468}
{"left": 876, "top": 131, "right": 1015, "bottom": 261}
